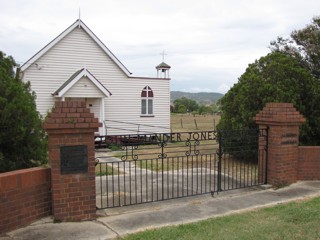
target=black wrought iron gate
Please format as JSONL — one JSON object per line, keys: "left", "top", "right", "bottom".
{"left": 95, "top": 129, "right": 268, "bottom": 209}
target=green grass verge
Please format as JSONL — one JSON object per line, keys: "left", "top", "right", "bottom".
{"left": 122, "top": 197, "right": 320, "bottom": 240}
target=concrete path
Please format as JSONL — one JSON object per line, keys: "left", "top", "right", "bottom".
{"left": 1, "top": 181, "right": 319, "bottom": 240}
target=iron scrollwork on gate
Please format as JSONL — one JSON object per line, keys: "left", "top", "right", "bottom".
{"left": 185, "top": 139, "right": 201, "bottom": 156}
{"left": 121, "top": 145, "right": 139, "bottom": 161}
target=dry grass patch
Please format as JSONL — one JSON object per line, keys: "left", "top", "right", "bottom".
{"left": 171, "top": 113, "right": 220, "bottom": 132}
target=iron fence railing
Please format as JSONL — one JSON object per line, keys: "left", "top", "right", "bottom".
{"left": 95, "top": 129, "right": 268, "bottom": 208}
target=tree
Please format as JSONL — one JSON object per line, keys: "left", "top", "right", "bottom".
{"left": 178, "top": 105, "right": 187, "bottom": 113}
{"left": 0, "top": 51, "right": 47, "bottom": 172}
{"left": 209, "top": 102, "right": 221, "bottom": 114}
{"left": 217, "top": 51, "right": 320, "bottom": 145}
{"left": 173, "top": 97, "right": 199, "bottom": 113}
{"left": 198, "top": 103, "right": 221, "bottom": 115}
{"left": 268, "top": 16, "right": 320, "bottom": 145}
{"left": 197, "top": 105, "right": 213, "bottom": 115}
{"left": 270, "top": 16, "right": 320, "bottom": 80}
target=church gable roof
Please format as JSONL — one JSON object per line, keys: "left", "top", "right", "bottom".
{"left": 20, "top": 19, "right": 131, "bottom": 76}
{"left": 52, "top": 68, "right": 111, "bottom": 97}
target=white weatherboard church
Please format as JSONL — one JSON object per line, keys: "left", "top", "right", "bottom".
{"left": 20, "top": 19, "right": 171, "bottom": 136}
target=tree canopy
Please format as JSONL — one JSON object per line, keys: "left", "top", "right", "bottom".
{"left": 173, "top": 97, "right": 199, "bottom": 113}
{"left": 172, "top": 96, "right": 220, "bottom": 115}
{"left": 270, "top": 16, "right": 320, "bottom": 80}
{"left": 0, "top": 51, "right": 47, "bottom": 172}
{"left": 218, "top": 17, "right": 320, "bottom": 145}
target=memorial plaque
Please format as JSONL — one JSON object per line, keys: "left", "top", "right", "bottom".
{"left": 60, "top": 145, "right": 88, "bottom": 174}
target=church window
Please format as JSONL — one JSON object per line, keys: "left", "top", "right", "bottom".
{"left": 141, "top": 86, "right": 154, "bottom": 115}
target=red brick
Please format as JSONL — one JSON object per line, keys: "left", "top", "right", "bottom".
{"left": 75, "top": 123, "right": 90, "bottom": 128}
{"left": 66, "top": 101, "right": 73, "bottom": 107}
{"left": 71, "top": 108, "right": 77, "bottom": 113}
{"left": 59, "top": 123, "right": 75, "bottom": 129}
{"left": 0, "top": 174, "right": 17, "bottom": 191}
{"left": 298, "top": 146, "right": 320, "bottom": 180}
{"left": 90, "top": 123, "right": 102, "bottom": 128}
{"left": 77, "top": 118, "right": 85, "bottom": 123}
{"left": 51, "top": 113, "right": 66, "bottom": 118}
{"left": 55, "top": 101, "right": 63, "bottom": 108}
{"left": 43, "top": 123, "right": 60, "bottom": 129}
{"left": 67, "top": 113, "right": 81, "bottom": 118}
{"left": 0, "top": 167, "right": 51, "bottom": 234}
{"left": 80, "top": 112, "right": 94, "bottom": 118}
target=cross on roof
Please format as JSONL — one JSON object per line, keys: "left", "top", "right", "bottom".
{"left": 160, "top": 50, "right": 167, "bottom": 62}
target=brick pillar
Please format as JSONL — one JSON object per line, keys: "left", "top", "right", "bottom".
{"left": 43, "top": 101, "right": 101, "bottom": 221}
{"left": 255, "top": 103, "right": 305, "bottom": 186}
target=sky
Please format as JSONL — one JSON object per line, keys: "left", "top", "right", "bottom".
{"left": 1, "top": 1, "right": 319, "bottom": 94}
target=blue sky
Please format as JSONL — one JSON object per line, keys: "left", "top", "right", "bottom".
{"left": 1, "top": 0, "right": 319, "bottom": 93}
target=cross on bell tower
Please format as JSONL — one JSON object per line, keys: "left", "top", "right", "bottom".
{"left": 160, "top": 50, "right": 167, "bottom": 62}
{"left": 156, "top": 50, "right": 171, "bottom": 78}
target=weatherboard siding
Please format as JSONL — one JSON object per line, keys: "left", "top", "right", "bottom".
{"left": 104, "top": 80, "right": 170, "bottom": 135}
{"left": 87, "top": 98, "right": 101, "bottom": 122}
{"left": 22, "top": 25, "right": 170, "bottom": 135}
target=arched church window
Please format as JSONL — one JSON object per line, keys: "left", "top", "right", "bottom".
{"left": 141, "top": 86, "right": 154, "bottom": 115}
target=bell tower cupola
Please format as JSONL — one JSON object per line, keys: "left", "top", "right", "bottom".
{"left": 156, "top": 50, "right": 171, "bottom": 78}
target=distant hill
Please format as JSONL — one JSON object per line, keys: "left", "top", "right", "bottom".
{"left": 171, "top": 91, "right": 224, "bottom": 105}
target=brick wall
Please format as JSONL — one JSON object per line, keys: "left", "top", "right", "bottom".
{"left": 0, "top": 167, "right": 51, "bottom": 234}
{"left": 298, "top": 146, "right": 320, "bottom": 180}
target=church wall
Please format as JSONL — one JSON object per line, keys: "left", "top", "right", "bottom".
{"left": 22, "top": 24, "right": 170, "bottom": 135}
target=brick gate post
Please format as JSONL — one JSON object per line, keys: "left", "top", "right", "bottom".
{"left": 44, "top": 101, "right": 101, "bottom": 221}
{"left": 255, "top": 103, "right": 305, "bottom": 186}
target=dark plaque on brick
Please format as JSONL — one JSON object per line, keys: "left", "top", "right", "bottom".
{"left": 60, "top": 145, "right": 88, "bottom": 174}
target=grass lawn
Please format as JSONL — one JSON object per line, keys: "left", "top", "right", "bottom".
{"left": 121, "top": 197, "right": 320, "bottom": 240}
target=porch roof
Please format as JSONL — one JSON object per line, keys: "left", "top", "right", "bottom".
{"left": 52, "top": 68, "right": 112, "bottom": 98}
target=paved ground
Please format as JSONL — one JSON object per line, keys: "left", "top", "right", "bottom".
{"left": 1, "top": 181, "right": 319, "bottom": 240}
